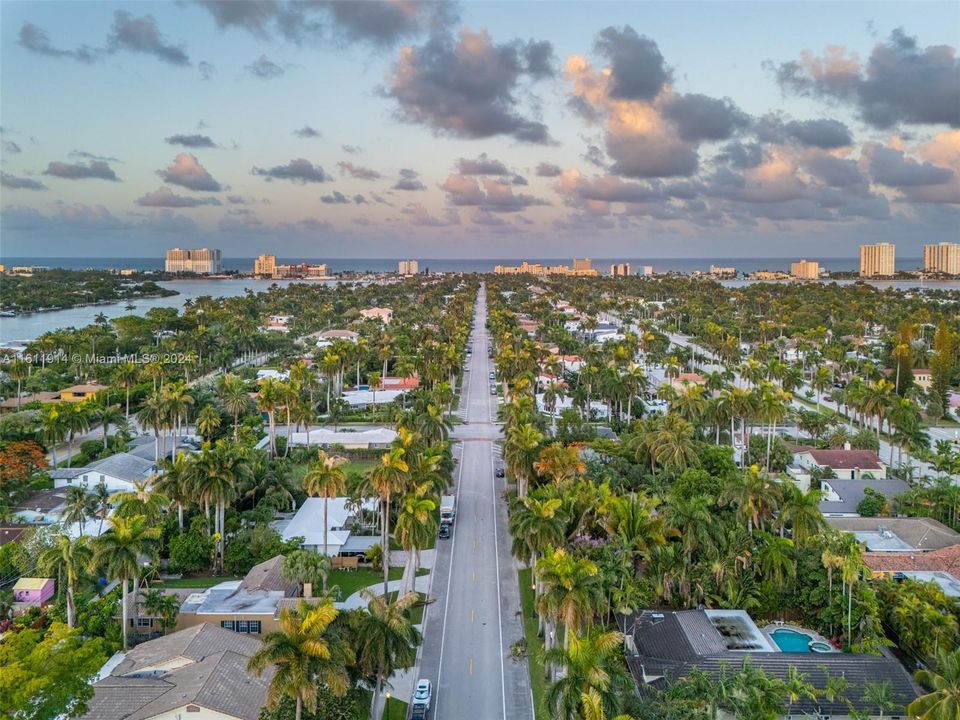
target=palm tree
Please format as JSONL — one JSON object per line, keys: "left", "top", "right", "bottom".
{"left": 811, "top": 366, "right": 832, "bottom": 410}
{"left": 8, "top": 360, "right": 30, "bottom": 411}
{"left": 62, "top": 402, "right": 91, "bottom": 467}
{"left": 114, "top": 360, "right": 139, "bottom": 420}
{"left": 534, "top": 442, "right": 587, "bottom": 487}
{"left": 62, "top": 485, "right": 95, "bottom": 535}
{"left": 509, "top": 495, "right": 566, "bottom": 573}
{"left": 136, "top": 391, "right": 166, "bottom": 462}
{"left": 908, "top": 648, "right": 960, "bottom": 720}
{"left": 370, "top": 447, "right": 409, "bottom": 596}
{"left": 247, "top": 600, "right": 351, "bottom": 720}
{"left": 37, "top": 534, "right": 92, "bottom": 628}
{"left": 505, "top": 423, "right": 544, "bottom": 498}
{"left": 757, "top": 533, "right": 796, "bottom": 591}
{"left": 781, "top": 665, "right": 818, "bottom": 718}
{"left": 140, "top": 587, "right": 180, "bottom": 635}
{"left": 357, "top": 590, "right": 422, "bottom": 720}
{"left": 40, "top": 406, "right": 67, "bottom": 466}
{"left": 777, "top": 485, "right": 824, "bottom": 544}
{"left": 415, "top": 404, "right": 451, "bottom": 446}
{"left": 217, "top": 373, "right": 250, "bottom": 439}
{"left": 91, "top": 515, "right": 161, "bottom": 650}
{"left": 649, "top": 413, "right": 699, "bottom": 475}
{"left": 155, "top": 452, "right": 192, "bottom": 531}
{"left": 863, "top": 680, "right": 896, "bottom": 718}
{"left": 545, "top": 629, "right": 633, "bottom": 720}
{"left": 196, "top": 403, "right": 222, "bottom": 441}
{"left": 258, "top": 378, "right": 283, "bottom": 456}
{"left": 394, "top": 488, "right": 437, "bottom": 596}
{"left": 109, "top": 479, "right": 169, "bottom": 524}
{"left": 537, "top": 546, "right": 604, "bottom": 655}
{"left": 302, "top": 451, "right": 347, "bottom": 585}
{"left": 189, "top": 441, "right": 252, "bottom": 573}
{"left": 719, "top": 469, "right": 780, "bottom": 534}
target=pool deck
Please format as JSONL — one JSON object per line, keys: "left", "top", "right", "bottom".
{"left": 760, "top": 622, "right": 840, "bottom": 653}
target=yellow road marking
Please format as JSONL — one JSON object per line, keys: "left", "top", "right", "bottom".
{"left": 470, "top": 608, "right": 475, "bottom": 623}
{"left": 471, "top": 570, "right": 476, "bottom": 582}
{"left": 469, "top": 657, "right": 474, "bottom": 675}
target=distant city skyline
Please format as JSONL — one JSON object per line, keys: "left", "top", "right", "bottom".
{"left": 1, "top": 1, "right": 957, "bottom": 258}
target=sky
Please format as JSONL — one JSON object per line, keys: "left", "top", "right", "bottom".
{"left": 1, "top": 1, "right": 958, "bottom": 259}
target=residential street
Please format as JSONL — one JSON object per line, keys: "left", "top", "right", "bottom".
{"left": 415, "top": 283, "right": 533, "bottom": 719}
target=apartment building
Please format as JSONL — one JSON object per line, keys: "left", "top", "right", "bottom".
{"left": 859, "top": 243, "right": 896, "bottom": 277}
{"left": 253, "top": 254, "right": 276, "bottom": 277}
{"left": 398, "top": 259, "right": 419, "bottom": 275}
{"left": 610, "top": 263, "right": 631, "bottom": 277}
{"left": 791, "top": 259, "right": 821, "bottom": 280}
{"left": 923, "top": 242, "right": 960, "bottom": 275}
{"left": 494, "top": 259, "right": 599, "bottom": 276}
{"left": 165, "top": 248, "right": 222, "bottom": 274}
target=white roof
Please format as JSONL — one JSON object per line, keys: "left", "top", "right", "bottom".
{"left": 341, "top": 389, "right": 407, "bottom": 406}
{"left": 288, "top": 427, "right": 398, "bottom": 446}
{"left": 257, "top": 369, "right": 289, "bottom": 380}
{"left": 281, "top": 497, "right": 377, "bottom": 552}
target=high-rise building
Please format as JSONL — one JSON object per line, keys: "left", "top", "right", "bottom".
{"left": 398, "top": 260, "right": 419, "bottom": 275}
{"left": 610, "top": 263, "right": 631, "bottom": 277}
{"left": 165, "top": 248, "right": 222, "bottom": 274}
{"left": 709, "top": 265, "right": 736, "bottom": 276}
{"left": 791, "top": 259, "right": 820, "bottom": 280}
{"left": 859, "top": 243, "right": 896, "bottom": 277}
{"left": 638, "top": 265, "right": 654, "bottom": 276}
{"left": 572, "top": 258, "right": 593, "bottom": 272}
{"left": 254, "top": 254, "right": 276, "bottom": 277}
{"left": 493, "top": 260, "right": 599, "bottom": 276}
{"left": 923, "top": 243, "right": 960, "bottom": 275}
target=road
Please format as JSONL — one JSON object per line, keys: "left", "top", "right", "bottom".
{"left": 416, "top": 283, "right": 533, "bottom": 719}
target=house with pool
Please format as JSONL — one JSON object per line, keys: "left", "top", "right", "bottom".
{"left": 618, "top": 608, "right": 920, "bottom": 718}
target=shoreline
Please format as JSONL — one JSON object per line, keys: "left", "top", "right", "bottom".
{"left": 0, "top": 289, "right": 180, "bottom": 317}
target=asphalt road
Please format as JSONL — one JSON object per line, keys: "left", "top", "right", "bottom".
{"left": 415, "top": 283, "right": 533, "bottom": 719}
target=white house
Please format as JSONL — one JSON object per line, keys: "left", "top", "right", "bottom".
{"left": 315, "top": 329, "right": 359, "bottom": 349}
{"left": 793, "top": 448, "right": 887, "bottom": 480}
{"left": 50, "top": 453, "right": 157, "bottom": 493}
{"left": 288, "top": 427, "right": 397, "bottom": 449}
{"left": 341, "top": 388, "right": 407, "bottom": 408}
{"left": 281, "top": 497, "right": 378, "bottom": 556}
{"left": 265, "top": 315, "right": 292, "bottom": 332}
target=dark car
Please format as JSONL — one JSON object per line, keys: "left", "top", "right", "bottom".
{"left": 495, "top": 467, "right": 505, "bottom": 478}
{"left": 438, "top": 524, "right": 450, "bottom": 539}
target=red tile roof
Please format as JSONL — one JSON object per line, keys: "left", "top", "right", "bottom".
{"left": 864, "top": 544, "right": 960, "bottom": 574}
{"left": 802, "top": 449, "right": 884, "bottom": 470}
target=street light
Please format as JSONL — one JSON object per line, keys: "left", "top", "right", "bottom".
{"left": 385, "top": 692, "right": 391, "bottom": 720}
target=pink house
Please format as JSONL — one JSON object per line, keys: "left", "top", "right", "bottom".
{"left": 13, "top": 577, "right": 54, "bottom": 606}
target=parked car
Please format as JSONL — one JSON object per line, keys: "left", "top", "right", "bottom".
{"left": 495, "top": 467, "right": 505, "bottom": 478}
{"left": 438, "top": 524, "right": 450, "bottom": 539}
{"left": 413, "top": 679, "right": 432, "bottom": 711}
{"left": 490, "top": 386, "right": 497, "bottom": 395}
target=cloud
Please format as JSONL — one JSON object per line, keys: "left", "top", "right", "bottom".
{"left": 353, "top": 194, "right": 367, "bottom": 204}
{"left": 195, "top": 0, "right": 458, "bottom": 47}
{"left": 2, "top": 202, "right": 128, "bottom": 233}
{"left": 226, "top": 195, "right": 249, "bottom": 204}
{"left": 338, "top": 161, "right": 382, "bottom": 180}
{"left": 199, "top": 60, "right": 216, "bottom": 79}
{"left": 662, "top": 93, "right": 750, "bottom": 142}
{"left": 401, "top": 202, "right": 460, "bottom": 226}
{"left": 774, "top": 29, "right": 960, "bottom": 128}
{"left": 383, "top": 27, "right": 554, "bottom": 143}
{"left": 392, "top": 168, "right": 426, "bottom": 191}
{"left": 165, "top": 134, "right": 217, "bottom": 148}
{"left": 717, "top": 141, "right": 764, "bottom": 168}
{"left": 1, "top": 172, "right": 46, "bottom": 191}
{"left": 582, "top": 144, "right": 607, "bottom": 168}
{"left": 535, "top": 162, "right": 563, "bottom": 177}
{"left": 510, "top": 174, "right": 528, "bottom": 185}
{"left": 251, "top": 158, "right": 331, "bottom": 183}
{"left": 321, "top": 190, "right": 351, "bottom": 204}
{"left": 107, "top": 11, "right": 190, "bottom": 66}
{"left": 441, "top": 174, "right": 549, "bottom": 211}
{"left": 69, "top": 150, "right": 121, "bottom": 163}
{"left": 864, "top": 143, "right": 954, "bottom": 186}
{"left": 137, "top": 186, "right": 222, "bottom": 207}
{"left": 159, "top": 153, "right": 222, "bottom": 191}
{"left": 342, "top": 144, "right": 362, "bottom": 154}
{"left": 2, "top": 140, "right": 22, "bottom": 154}
{"left": 593, "top": 26, "right": 671, "bottom": 100}
{"left": 456, "top": 153, "right": 509, "bottom": 175}
{"left": 246, "top": 54, "right": 286, "bottom": 78}
{"left": 294, "top": 125, "right": 321, "bottom": 138}
{"left": 17, "top": 22, "right": 100, "bottom": 63}
{"left": 44, "top": 159, "right": 120, "bottom": 181}
{"left": 755, "top": 115, "right": 853, "bottom": 149}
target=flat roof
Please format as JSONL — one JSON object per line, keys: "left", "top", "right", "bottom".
{"left": 854, "top": 530, "right": 915, "bottom": 552}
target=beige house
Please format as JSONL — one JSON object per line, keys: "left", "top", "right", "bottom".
{"left": 360, "top": 306, "right": 394, "bottom": 323}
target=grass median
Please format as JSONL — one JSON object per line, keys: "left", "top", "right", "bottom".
{"left": 518, "top": 567, "right": 549, "bottom": 720}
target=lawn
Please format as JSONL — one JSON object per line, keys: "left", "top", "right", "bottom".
{"left": 518, "top": 568, "right": 549, "bottom": 720}
{"left": 290, "top": 458, "right": 379, "bottom": 486}
{"left": 381, "top": 697, "right": 408, "bottom": 720}
{"left": 329, "top": 567, "right": 404, "bottom": 600}
{"left": 158, "top": 575, "right": 243, "bottom": 588}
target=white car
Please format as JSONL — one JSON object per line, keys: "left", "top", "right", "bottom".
{"left": 413, "top": 679, "right": 432, "bottom": 710}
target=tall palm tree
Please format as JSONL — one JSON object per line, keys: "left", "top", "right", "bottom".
{"left": 136, "top": 391, "right": 166, "bottom": 462}
{"left": 109, "top": 479, "right": 169, "bottom": 524}
{"left": 777, "top": 485, "right": 824, "bottom": 544}
{"left": 394, "top": 488, "right": 437, "bottom": 596}
{"left": 40, "top": 405, "right": 67, "bottom": 467}
{"left": 217, "top": 373, "right": 250, "bottom": 439}
{"left": 370, "top": 447, "right": 409, "bottom": 596}
{"left": 650, "top": 413, "right": 699, "bottom": 475}
{"left": 357, "top": 590, "right": 422, "bottom": 719}
{"left": 247, "top": 600, "right": 351, "bottom": 720}
{"left": 505, "top": 423, "right": 544, "bottom": 498}
{"left": 114, "top": 360, "right": 139, "bottom": 420}
{"left": 537, "top": 546, "right": 604, "bottom": 654}
{"left": 196, "top": 403, "right": 222, "bottom": 441}
{"left": 908, "top": 648, "right": 960, "bottom": 720}
{"left": 302, "top": 451, "right": 347, "bottom": 585}
{"left": 91, "top": 515, "right": 161, "bottom": 650}
{"left": 62, "top": 402, "right": 91, "bottom": 467}
{"left": 534, "top": 442, "right": 587, "bottom": 487}
{"left": 258, "top": 378, "right": 283, "bottom": 456}
{"left": 189, "top": 441, "right": 252, "bottom": 573}
{"left": 545, "top": 629, "right": 633, "bottom": 720}
{"left": 155, "top": 452, "right": 192, "bottom": 531}
{"left": 62, "top": 485, "right": 95, "bottom": 535}
{"left": 37, "top": 534, "right": 92, "bottom": 628}
{"left": 8, "top": 360, "right": 30, "bottom": 411}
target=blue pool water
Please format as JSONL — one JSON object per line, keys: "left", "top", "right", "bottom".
{"left": 771, "top": 628, "right": 812, "bottom": 652}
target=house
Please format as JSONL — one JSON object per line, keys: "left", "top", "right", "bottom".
{"left": 341, "top": 388, "right": 406, "bottom": 408}
{"left": 0, "top": 391, "right": 59, "bottom": 411}
{"left": 12, "top": 577, "right": 54, "bottom": 605}
{"left": 793, "top": 448, "right": 887, "bottom": 480}
{"left": 359, "top": 307, "right": 393, "bottom": 323}
{"left": 264, "top": 315, "right": 292, "bottom": 332}
{"left": 668, "top": 372, "right": 705, "bottom": 391}
{"left": 288, "top": 426, "right": 398, "bottom": 449}
{"left": 561, "top": 354, "right": 584, "bottom": 372}
{"left": 176, "top": 556, "right": 297, "bottom": 635}
{"left": 12, "top": 487, "right": 70, "bottom": 524}
{"left": 315, "top": 329, "right": 360, "bottom": 349}
{"left": 825, "top": 517, "right": 960, "bottom": 552}
{"left": 0, "top": 524, "right": 29, "bottom": 546}
{"left": 618, "top": 608, "right": 919, "bottom": 718}
{"left": 280, "top": 497, "right": 378, "bottom": 557}
{"left": 50, "top": 452, "right": 157, "bottom": 493}
{"left": 817, "top": 477, "right": 911, "bottom": 517}
{"left": 911, "top": 368, "right": 932, "bottom": 392}
{"left": 77, "top": 623, "right": 273, "bottom": 720}
{"left": 58, "top": 382, "right": 105, "bottom": 403}
{"left": 862, "top": 544, "right": 960, "bottom": 598}
{"left": 379, "top": 375, "right": 420, "bottom": 390}
{"left": 256, "top": 368, "right": 289, "bottom": 381}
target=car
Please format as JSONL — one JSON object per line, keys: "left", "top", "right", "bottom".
{"left": 438, "top": 524, "right": 450, "bottom": 539}
{"left": 489, "top": 372, "right": 495, "bottom": 379}
{"left": 413, "top": 679, "right": 432, "bottom": 710}
{"left": 490, "top": 386, "right": 497, "bottom": 395}
{"left": 464, "top": 365, "right": 470, "bottom": 371}
{"left": 495, "top": 467, "right": 505, "bottom": 478}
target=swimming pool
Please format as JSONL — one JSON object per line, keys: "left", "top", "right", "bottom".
{"left": 771, "top": 628, "right": 812, "bottom": 652}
